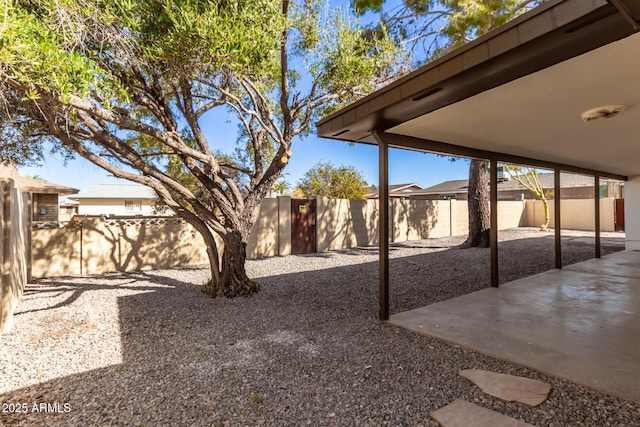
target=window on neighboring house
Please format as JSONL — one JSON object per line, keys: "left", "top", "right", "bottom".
{"left": 125, "top": 200, "right": 142, "bottom": 212}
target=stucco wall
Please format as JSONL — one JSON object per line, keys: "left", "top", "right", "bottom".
{"left": 526, "top": 198, "right": 616, "bottom": 231}
{"left": 498, "top": 200, "right": 526, "bottom": 229}
{"left": 315, "top": 198, "right": 528, "bottom": 251}
{"left": 246, "top": 198, "right": 279, "bottom": 259}
{"left": 391, "top": 199, "right": 446, "bottom": 242}
{"left": 29, "top": 196, "right": 620, "bottom": 280}
{"left": 277, "top": 196, "right": 292, "bottom": 256}
{"left": 625, "top": 176, "right": 640, "bottom": 250}
{"left": 0, "top": 180, "right": 30, "bottom": 334}
{"left": 32, "top": 216, "right": 209, "bottom": 278}
{"left": 316, "top": 197, "right": 379, "bottom": 252}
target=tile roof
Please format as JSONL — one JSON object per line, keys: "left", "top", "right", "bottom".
{"left": 420, "top": 179, "right": 469, "bottom": 194}
{"left": 416, "top": 173, "right": 599, "bottom": 196}
{"left": 0, "top": 164, "right": 78, "bottom": 195}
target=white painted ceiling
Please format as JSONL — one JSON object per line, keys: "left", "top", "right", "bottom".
{"left": 388, "top": 31, "right": 640, "bottom": 177}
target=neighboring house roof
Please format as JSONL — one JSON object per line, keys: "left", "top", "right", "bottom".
{"left": 69, "top": 184, "right": 157, "bottom": 200}
{"left": 367, "top": 183, "right": 424, "bottom": 198}
{"left": 0, "top": 163, "right": 78, "bottom": 195}
{"left": 415, "top": 173, "right": 607, "bottom": 197}
{"left": 419, "top": 179, "right": 469, "bottom": 194}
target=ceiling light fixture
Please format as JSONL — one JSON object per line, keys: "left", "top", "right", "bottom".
{"left": 581, "top": 105, "right": 626, "bottom": 122}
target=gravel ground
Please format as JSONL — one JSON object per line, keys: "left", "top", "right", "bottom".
{"left": 1, "top": 228, "right": 638, "bottom": 426}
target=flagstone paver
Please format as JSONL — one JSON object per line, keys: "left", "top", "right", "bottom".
{"left": 459, "top": 369, "right": 551, "bottom": 407}
{"left": 430, "top": 399, "right": 536, "bottom": 427}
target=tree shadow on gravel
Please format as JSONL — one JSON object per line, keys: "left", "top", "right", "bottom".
{"left": 15, "top": 268, "right": 201, "bottom": 315}
{"left": 1, "top": 234, "right": 634, "bottom": 426}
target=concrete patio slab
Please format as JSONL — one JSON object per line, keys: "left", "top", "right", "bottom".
{"left": 565, "top": 250, "right": 640, "bottom": 279}
{"left": 430, "top": 399, "right": 535, "bottom": 427}
{"left": 390, "top": 251, "right": 640, "bottom": 402}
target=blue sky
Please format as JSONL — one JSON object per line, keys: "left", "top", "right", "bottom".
{"left": 19, "top": 130, "right": 471, "bottom": 193}
{"left": 20, "top": 1, "right": 472, "bottom": 193}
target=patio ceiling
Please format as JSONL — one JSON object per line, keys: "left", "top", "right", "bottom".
{"left": 316, "top": 0, "right": 640, "bottom": 179}
{"left": 387, "top": 30, "right": 640, "bottom": 177}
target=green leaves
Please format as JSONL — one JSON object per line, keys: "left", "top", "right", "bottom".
{"left": 309, "top": 7, "right": 405, "bottom": 114}
{"left": 133, "top": 0, "right": 284, "bottom": 77}
{"left": 0, "top": 0, "right": 403, "bottom": 216}
{"left": 354, "top": 0, "right": 541, "bottom": 61}
{"left": 443, "top": 0, "right": 527, "bottom": 45}
{"left": 352, "top": 0, "right": 385, "bottom": 15}
{"left": 2, "top": 4, "right": 95, "bottom": 98}
{"left": 297, "top": 161, "right": 369, "bottom": 199}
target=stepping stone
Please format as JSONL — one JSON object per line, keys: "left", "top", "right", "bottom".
{"left": 459, "top": 369, "right": 551, "bottom": 407}
{"left": 430, "top": 399, "right": 535, "bottom": 427}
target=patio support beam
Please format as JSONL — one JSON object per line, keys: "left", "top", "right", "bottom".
{"left": 554, "top": 169, "right": 562, "bottom": 269}
{"left": 595, "top": 175, "right": 601, "bottom": 258}
{"left": 373, "top": 133, "right": 627, "bottom": 182}
{"left": 373, "top": 129, "right": 390, "bottom": 321}
{"left": 490, "top": 159, "right": 498, "bottom": 288}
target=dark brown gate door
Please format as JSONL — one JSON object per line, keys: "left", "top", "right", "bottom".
{"left": 291, "top": 199, "right": 316, "bottom": 254}
{"left": 615, "top": 199, "right": 625, "bottom": 231}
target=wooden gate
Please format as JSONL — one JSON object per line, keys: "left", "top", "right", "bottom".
{"left": 291, "top": 199, "right": 316, "bottom": 254}
{"left": 615, "top": 199, "right": 625, "bottom": 231}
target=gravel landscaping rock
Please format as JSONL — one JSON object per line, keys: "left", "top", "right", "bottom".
{"left": 1, "top": 228, "right": 636, "bottom": 426}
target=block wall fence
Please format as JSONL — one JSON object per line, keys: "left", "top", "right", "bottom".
{"left": 31, "top": 196, "right": 618, "bottom": 279}
{"left": 0, "top": 179, "right": 30, "bottom": 335}
{"left": 2, "top": 193, "right": 619, "bottom": 335}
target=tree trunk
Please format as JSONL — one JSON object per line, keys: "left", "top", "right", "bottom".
{"left": 205, "top": 228, "right": 259, "bottom": 298}
{"left": 197, "top": 226, "right": 221, "bottom": 295}
{"left": 541, "top": 197, "right": 550, "bottom": 230}
{"left": 172, "top": 210, "right": 223, "bottom": 294}
{"left": 461, "top": 159, "right": 490, "bottom": 248}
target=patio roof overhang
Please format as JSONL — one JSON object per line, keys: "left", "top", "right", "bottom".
{"left": 316, "top": 0, "right": 640, "bottom": 321}
{"left": 317, "top": 0, "right": 640, "bottom": 180}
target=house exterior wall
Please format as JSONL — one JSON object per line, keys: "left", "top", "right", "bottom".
{"left": 59, "top": 205, "right": 78, "bottom": 222}
{"left": 625, "top": 176, "right": 640, "bottom": 250}
{"left": 33, "top": 193, "right": 59, "bottom": 222}
{"left": 1, "top": 179, "right": 30, "bottom": 334}
{"left": 76, "top": 198, "right": 157, "bottom": 216}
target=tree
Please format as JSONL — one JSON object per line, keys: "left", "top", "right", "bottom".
{"left": 272, "top": 177, "right": 292, "bottom": 196}
{"left": 296, "top": 161, "right": 369, "bottom": 199}
{"left": 353, "top": 0, "right": 540, "bottom": 57}
{"left": 353, "top": 0, "right": 541, "bottom": 247}
{"left": 1, "top": 0, "right": 404, "bottom": 297}
{"left": 503, "top": 165, "right": 552, "bottom": 230}
{"left": 460, "top": 159, "right": 490, "bottom": 247}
